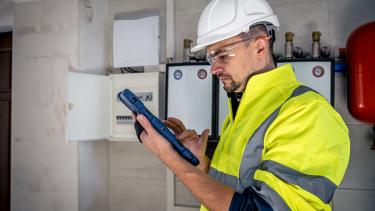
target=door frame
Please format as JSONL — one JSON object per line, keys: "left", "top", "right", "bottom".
{"left": 0, "top": 29, "right": 12, "bottom": 211}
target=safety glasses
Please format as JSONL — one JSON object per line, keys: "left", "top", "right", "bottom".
{"left": 206, "top": 36, "right": 270, "bottom": 65}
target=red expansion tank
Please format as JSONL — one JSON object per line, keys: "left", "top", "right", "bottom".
{"left": 347, "top": 21, "right": 375, "bottom": 124}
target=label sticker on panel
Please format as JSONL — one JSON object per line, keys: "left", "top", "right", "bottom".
{"left": 312, "top": 66, "right": 325, "bottom": 78}
{"left": 197, "top": 69, "right": 208, "bottom": 79}
{"left": 174, "top": 69, "right": 183, "bottom": 80}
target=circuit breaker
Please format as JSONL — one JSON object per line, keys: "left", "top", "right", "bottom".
{"left": 67, "top": 71, "right": 165, "bottom": 141}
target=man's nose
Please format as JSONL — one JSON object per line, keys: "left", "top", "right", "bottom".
{"left": 210, "top": 64, "right": 224, "bottom": 75}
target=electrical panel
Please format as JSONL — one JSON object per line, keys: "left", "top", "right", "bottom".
{"left": 167, "top": 64, "right": 213, "bottom": 137}
{"left": 166, "top": 63, "right": 231, "bottom": 139}
{"left": 276, "top": 59, "right": 334, "bottom": 104}
{"left": 110, "top": 72, "right": 165, "bottom": 140}
{"left": 67, "top": 71, "right": 165, "bottom": 142}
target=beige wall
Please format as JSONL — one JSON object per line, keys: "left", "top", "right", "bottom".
{"left": 0, "top": 0, "right": 13, "bottom": 31}
{"left": 11, "top": 1, "right": 79, "bottom": 211}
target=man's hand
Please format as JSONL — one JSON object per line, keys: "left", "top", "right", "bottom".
{"left": 163, "top": 117, "right": 211, "bottom": 172}
{"left": 135, "top": 115, "right": 233, "bottom": 211}
{"left": 131, "top": 114, "right": 174, "bottom": 159}
{"left": 135, "top": 115, "right": 210, "bottom": 171}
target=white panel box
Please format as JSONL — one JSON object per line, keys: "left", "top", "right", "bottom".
{"left": 68, "top": 72, "right": 111, "bottom": 141}
{"left": 67, "top": 71, "right": 165, "bottom": 141}
{"left": 167, "top": 64, "right": 213, "bottom": 136}
{"left": 110, "top": 72, "right": 165, "bottom": 140}
{"left": 113, "top": 16, "right": 160, "bottom": 67}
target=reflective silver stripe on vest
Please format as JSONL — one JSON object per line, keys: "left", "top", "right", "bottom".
{"left": 260, "top": 160, "right": 337, "bottom": 203}
{"left": 253, "top": 180, "right": 291, "bottom": 211}
{"left": 208, "top": 167, "right": 238, "bottom": 188}
{"left": 237, "top": 108, "right": 279, "bottom": 192}
{"left": 209, "top": 85, "right": 322, "bottom": 209}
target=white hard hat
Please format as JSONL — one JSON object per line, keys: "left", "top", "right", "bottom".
{"left": 191, "top": 0, "right": 279, "bottom": 52}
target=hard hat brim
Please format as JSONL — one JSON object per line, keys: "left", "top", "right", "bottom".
{"left": 191, "top": 16, "right": 279, "bottom": 53}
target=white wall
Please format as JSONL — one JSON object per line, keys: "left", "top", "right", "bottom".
{"left": 78, "top": 0, "right": 109, "bottom": 74}
{"left": 9, "top": 0, "right": 111, "bottom": 210}
{"left": 76, "top": 0, "right": 110, "bottom": 211}
{"left": 11, "top": 1, "right": 79, "bottom": 211}
{"left": 268, "top": 0, "right": 375, "bottom": 57}
{"left": 79, "top": 141, "right": 109, "bottom": 211}
{"left": 174, "top": 0, "right": 209, "bottom": 62}
{"left": 0, "top": 0, "right": 13, "bottom": 32}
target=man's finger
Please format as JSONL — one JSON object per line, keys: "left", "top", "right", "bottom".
{"left": 167, "top": 117, "right": 186, "bottom": 131}
{"left": 199, "top": 129, "right": 210, "bottom": 149}
{"left": 139, "top": 130, "right": 149, "bottom": 143}
{"left": 137, "top": 115, "right": 155, "bottom": 135}
{"left": 177, "top": 130, "right": 198, "bottom": 140}
{"left": 163, "top": 120, "right": 181, "bottom": 134}
{"left": 131, "top": 112, "right": 137, "bottom": 123}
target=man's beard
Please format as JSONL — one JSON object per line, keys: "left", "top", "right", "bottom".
{"left": 223, "top": 69, "right": 265, "bottom": 93}
{"left": 223, "top": 80, "right": 241, "bottom": 93}
{"left": 222, "top": 72, "right": 252, "bottom": 93}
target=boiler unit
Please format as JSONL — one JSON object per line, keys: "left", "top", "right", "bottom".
{"left": 347, "top": 21, "right": 375, "bottom": 124}
{"left": 166, "top": 63, "right": 216, "bottom": 138}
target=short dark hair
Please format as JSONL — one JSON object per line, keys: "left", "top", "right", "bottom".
{"left": 238, "top": 24, "right": 274, "bottom": 59}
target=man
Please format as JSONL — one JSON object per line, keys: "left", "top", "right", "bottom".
{"left": 135, "top": 0, "right": 350, "bottom": 210}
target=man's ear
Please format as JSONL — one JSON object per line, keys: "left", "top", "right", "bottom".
{"left": 254, "top": 37, "right": 269, "bottom": 58}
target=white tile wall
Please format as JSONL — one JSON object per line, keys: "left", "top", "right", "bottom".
{"left": 0, "top": 0, "right": 13, "bottom": 29}
{"left": 332, "top": 73, "right": 375, "bottom": 209}
{"left": 339, "top": 124, "right": 375, "bottom": 190}
{"left": 334, "top": 73, "right": 363, "bottom": 124}
{"left": 78, "top": 0, "right": 109, "bottom": 74}
{"left": 109, "top": 141, "right": 167, "bottom": 210}
{"left": 328, "top": 0, "right": 375, "bottom": 51}
{"left": 270, "top": 0, "right": 330, "bottom": 56}
{"left": 333, "top": 189, "right": 375, "bottom": 211}
{"left": 174, "top": 0, "right": 208, "bottom": 62}
{"left": 175, "top": 0, "right": 209, "bottom": 15}
{"left": 174, "top": 13, "right": 201, "bottom": 62}
{"left": 109, "top": 176, "right": 166, "bottom": 211}
{"left": 79, "top": 141, "right": 109, "bottom": 211}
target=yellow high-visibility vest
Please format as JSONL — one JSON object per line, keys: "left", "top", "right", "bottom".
{"left": 201, "top": 64, "right": 350, "bottom": 211}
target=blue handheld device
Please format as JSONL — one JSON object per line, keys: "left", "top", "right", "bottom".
{"left": 118, "top": 89, "right": 200, "bottom": 166}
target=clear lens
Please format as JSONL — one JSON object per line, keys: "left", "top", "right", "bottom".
{"left": 206, "top": 36, "right": 269, "bottom": 65}
{"left": 206, "top": 38, "right": 251, "bottom": 65}
{"left": 207, "top": 50, "right": 233, "bottom": 65}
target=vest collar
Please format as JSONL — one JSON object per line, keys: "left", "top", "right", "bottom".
{"left": 244, "top": 64, "right": 297, "bottom": 95}
{"left": 227, "top": 64, "right": 297, "bottom": 123}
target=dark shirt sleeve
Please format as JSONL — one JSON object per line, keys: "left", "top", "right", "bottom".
{"left": 229, "top": 187, "right": 273, "bottom": 211}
